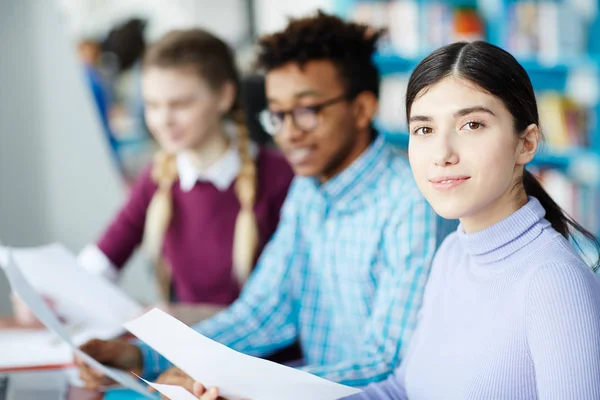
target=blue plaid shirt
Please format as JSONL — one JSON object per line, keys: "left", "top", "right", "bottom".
{"left": 139, "top": 135, "right": 445, "bottom": 386}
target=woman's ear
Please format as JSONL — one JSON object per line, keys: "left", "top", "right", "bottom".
{"left": 352, "top": 91, "right": 378, "bottom": 131}
{"left": 218, "top": 81, "right": 237, "bottom": 114}
{"left": 516, "top": 123, "right": 540, "bottom": 166}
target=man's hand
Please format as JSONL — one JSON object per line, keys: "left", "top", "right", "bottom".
{"left": 11, "top": 293, "right": 54, "bottom": 328}
{"left": 76, "top": 338, "right": 143, "bottom": 391}
{"left": 151, "top": 367, "right": 195, "bottom": 399}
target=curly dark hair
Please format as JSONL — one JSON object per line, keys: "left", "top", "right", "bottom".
{"left": 256, "top": 10, "right": 383, "bottom": 98}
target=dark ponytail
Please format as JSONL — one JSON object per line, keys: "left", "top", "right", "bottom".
{"left": 523, "top": 170, "right": 599, "bottom": 270}
{"left": 406, "top": 41, "right": 600, "bottom": 271}
{"left": 522, "top": 170, "right": 569, "bottom": 237}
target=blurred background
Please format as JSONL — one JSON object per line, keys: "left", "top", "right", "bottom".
{"left": 1, "top": 0, "right": 599, "bottom": 315}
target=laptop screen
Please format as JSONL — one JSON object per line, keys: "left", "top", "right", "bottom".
{"left": 3, "top": 373, "right": 67, "bottom": 400}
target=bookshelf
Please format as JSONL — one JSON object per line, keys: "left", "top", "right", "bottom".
{"left": 333, "top": 0, "right": 600, "bottom": 238}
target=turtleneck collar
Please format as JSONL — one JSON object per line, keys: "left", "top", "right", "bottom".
{"left": 457, "top": 197, "right": 551, "bottom": 265}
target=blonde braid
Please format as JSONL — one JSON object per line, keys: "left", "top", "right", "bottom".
{"left": 232, "top": 108, "right": 259, "bottom": 286}
{"left": 142, "top": 151, "right": 178, "bottom": 300}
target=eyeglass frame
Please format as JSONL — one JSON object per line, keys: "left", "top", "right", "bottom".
{"left": 257, "top": 93, "right": 352, "bottom": 136}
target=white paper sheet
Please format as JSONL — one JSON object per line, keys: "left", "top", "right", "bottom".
{"left": 0, "top": 324, "right": 131, "bottom": 371}
{"left": 124, "top": 309, "right": 362, "bottom": 400}
{"left": 0, "top": 330, "right": 73, "bottom": 369}
{"left": 139, "top": 377, "right": 198, "bottom": 400}
{"left": 0, "top": 243, "right": 142, "bottom": 328}
{"left": 2, "top": 251, "right": 152, "bottom": 398}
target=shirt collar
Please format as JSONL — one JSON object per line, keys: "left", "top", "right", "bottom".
{"left": 311, "top": 133, "right": 388, "bottom": 205}
{"left": 176, "top": 139, "right": 258, "bottom": 192}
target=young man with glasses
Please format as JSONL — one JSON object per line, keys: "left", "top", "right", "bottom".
{"left": 76, "top": 11, "right": 447, "bottom": 390}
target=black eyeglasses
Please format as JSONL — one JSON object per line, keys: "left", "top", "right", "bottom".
{"left": 258, "top": 94, "right": 350, "bottom": 136}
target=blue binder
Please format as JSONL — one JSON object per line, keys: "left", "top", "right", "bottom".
{"left": 103, "top": 388, "right": 161, "bottom": 400}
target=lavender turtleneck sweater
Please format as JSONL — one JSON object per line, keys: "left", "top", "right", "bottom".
{"left": 348, "top": 197, "right": 600, "bottom": 400}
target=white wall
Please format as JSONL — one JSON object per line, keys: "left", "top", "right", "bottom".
{"left": 0, "top": 1, "right": 48, "bottom": 249}
{"left": 0, "top": 1, "right": 45, "bottom": 315}
{"left": 254, "top": 0, "right": 333, "bottom": 35}
{"left": 56, "top": 0, "right": 340, "bottom": 45}
{"left": 58, "top": 0, "right": 249, "bottom": 46}
{"left": 0, "top": 0, "right": 126, "bottom": 315}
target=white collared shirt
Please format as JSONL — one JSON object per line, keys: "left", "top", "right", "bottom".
{"left": 176, "top": 146, "right": 241, "bottom": 192}
{"left": 78, "top": 136, "right": 258, "bottom": 281}
{"left": 178, "top": 120, "right": 258, "bottom": 192}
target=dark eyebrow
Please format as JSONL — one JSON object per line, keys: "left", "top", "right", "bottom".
{"left": 408, "top": 115, "right": 433, "bottom": 123}
{"left": 293, "top": 89, "right": 321, "bottom": 98}
{"left": 409, "top": 106, "right": 496, "bottom": 123}
{"left": 267, "top": 89, "right": 322, "bottom": 105}
{"left": 454, "top": 106, "right": 496, "bottom": 118}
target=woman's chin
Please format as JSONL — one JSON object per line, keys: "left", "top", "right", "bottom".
{"left": 428, "top": 201, "right": 466, "bottom": 221}
{"left": 159, "top": 140, "right": 188, "bottom": 154}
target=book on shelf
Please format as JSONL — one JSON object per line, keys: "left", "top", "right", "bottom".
{"left": 388, "top": 1, "right": 420, "bottom": 58}
{"left": 534, "top": 169, "right": 599, "bottom": 240}
{"left": 537, "top": 92, "right": 589, "bottom": 150}
{"left": 506, "top": 1, "right": 587, "bottom": 62}
{"left": 349, "top": 1, "right": 591, "bottom": 64}
{"left": 349, "top": 1, "right": 484, "bottom": 58}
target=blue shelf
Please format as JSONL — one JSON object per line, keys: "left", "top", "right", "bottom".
{"left": 518, "top": 56, "right": 600, "bottom": 91}
{"left": 373, "top": 52, "right": 419, "bottom": 76}
{"left": 381, "top": 130, "right": 409, "bottom": 148}
{"left": 104, "top": 388, "right": 160, "bottom": 399}
{"left": 113, "top": 136, "right": 153, "bottom": 151}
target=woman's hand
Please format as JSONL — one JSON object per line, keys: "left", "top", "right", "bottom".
{"left": 192, "top": 383, "right": 224, "bottom": 400}
{"left": 151, "top": 367, "right": 195, "bottom": 399}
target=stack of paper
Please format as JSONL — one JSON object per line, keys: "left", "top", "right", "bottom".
{"left": 2, "top": 250, "right": 153, "bottom": 398}
{"left": 0, "top": 330, "right": 72, "bottom": 370}
{"left": 0, "top": 243, "right": 143, "bottom": 328}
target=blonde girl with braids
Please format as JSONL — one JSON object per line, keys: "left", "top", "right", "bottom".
{"left": 13, "top": 29, "right": 293, "bottom": 326}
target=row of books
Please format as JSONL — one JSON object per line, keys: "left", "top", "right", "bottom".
{"left": 538, "top": 93, "right": 590, "bottom": 149}
{"left": 350, "top": 1, "right": 484, "bottom": 58}
{"left": 535, "top": 169, "right": 600, "bottom": 247}
{"left": 506, "top": 1, "right": 591, "bottom": 62}
{"left": 349, "top": 0, "right": 595, "bottom": 63}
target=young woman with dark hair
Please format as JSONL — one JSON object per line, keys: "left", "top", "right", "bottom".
{"left": 345, "top": 40, "right": 600, "bottom": 400}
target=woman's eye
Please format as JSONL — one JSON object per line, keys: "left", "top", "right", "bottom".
{"left": 413, "top": 126, "right": 433, "bottom": 136}
{"left": 462, "top": 121, "right": 483, "bottom": 130}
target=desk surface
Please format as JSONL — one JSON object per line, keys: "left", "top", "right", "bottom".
{"left": 0, "top": 317, "right": 102, "bottom": 399}
{"left": 0, "top": 302, "right": 218, "bottom": 329}
{"left": 3, "top": 369, "right": 101, "bottom": 400}
{"left": 6, "top": 371, "right": 154, "bottom": 400}
{"left": 0, "top": 316, "right": 183, "bottom": 399}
